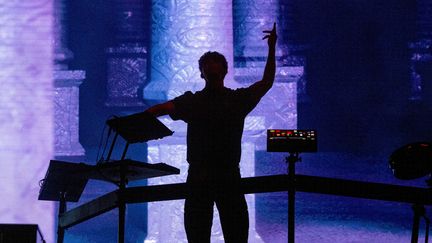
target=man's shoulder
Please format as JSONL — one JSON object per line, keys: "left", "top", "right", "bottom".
{"left": 174, "top": 90, "right": 194, "bottom": 100}
{"left": 231, "top": 86, "right": 254, "bottom": 98}
{"left": 182, "top": 90, "right": 195, "bottom": 96}
{"left": 222, "top": 86, "right": 251, "bottom": 96}
{"left": 176, "top": 87, "right": 251, "bottom": 99}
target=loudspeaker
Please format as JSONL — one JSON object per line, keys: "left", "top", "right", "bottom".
{"left": 0, "top": 224, "right": 44, "bottom": 243}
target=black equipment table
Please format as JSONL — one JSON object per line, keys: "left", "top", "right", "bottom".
{"left": 88, "top": 159, "right": 180, "bottom": 183}
{"left": 38, "top": 160, "right": 179, "bottom": 243}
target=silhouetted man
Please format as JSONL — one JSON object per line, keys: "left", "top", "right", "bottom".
{"left": 146, "top": 23, "right": 277, "bottom": 243}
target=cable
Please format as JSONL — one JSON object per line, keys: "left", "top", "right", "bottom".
{"left": 37, "top": 225, "right": 46, "bottom": 243}
{"left": 96, "top": 115, "right": 118, "bottom": 163}
{"left": 99, "top": 126, "right": 112, "bottom": 164}
{"left": 96, "top": 123, "right": 107, "bottom": 163}
{"left": 38, "top": 179, "right": 45, "bottom": 187}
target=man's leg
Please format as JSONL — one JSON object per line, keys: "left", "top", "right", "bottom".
{"left": 216, "top": 186, "right": 249, "bottom": 243}
{"left": 184, "top": 177, "right": 214, "bottom": 243}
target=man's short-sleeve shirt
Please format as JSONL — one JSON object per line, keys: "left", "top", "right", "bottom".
{"left": 170, "top": 87, "right": 260, "bottom": 168}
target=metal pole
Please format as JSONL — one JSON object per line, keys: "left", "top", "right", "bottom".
{"left": 411, "top": 204, "right": 425, "bottom": 243}
{"left": 287, "top": 152, "right": 299, "bottom": 243}
{"left": 118, "top": 161, "right": 127, "bottom": 243}
{"left": 57, "top": 192, "right": 67, "bottom": 243}
{"left": 118, "top": 197, "right": 126, "bottom": 243}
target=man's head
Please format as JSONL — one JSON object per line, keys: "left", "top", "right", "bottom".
{"left": 198, "top": 51, "right": 228, "bottom": 87}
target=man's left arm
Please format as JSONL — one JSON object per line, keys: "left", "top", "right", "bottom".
{"left": 248, "top": 23, "right": 277, "bottom": 101}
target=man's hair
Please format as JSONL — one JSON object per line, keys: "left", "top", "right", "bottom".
{"left": 198, "top": 51, "right": 228, "bottom": 73}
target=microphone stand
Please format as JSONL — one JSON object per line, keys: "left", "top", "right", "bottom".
{"left": 286, "top": 152, "right": 301, "bottom": 243}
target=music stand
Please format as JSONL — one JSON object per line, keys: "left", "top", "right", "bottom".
{"left": 105, "top": 111, "right": 174, "bottom": 162}
{"left": 39, "top": 160, "right": 91, "bottom": 243}
{"left": 102, "top": 112, "right": 175, "bottom": 243}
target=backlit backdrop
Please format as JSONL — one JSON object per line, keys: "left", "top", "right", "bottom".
{"left": 0, "top": 1, "right": 54, "bottom": 242}
{"left": 1, "top": 0, "right": 432, "bottom": 242}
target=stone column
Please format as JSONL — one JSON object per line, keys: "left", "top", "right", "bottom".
{"left": 53, "top": 0, "right": 85, "bottom": 157}
{"left": 145, "top": 0, "right": 235, "bottom": 101}
{"left": 145, "top": 1, "right": 262, "bottom": 242}
{"left": 105, "top": 0, "right": 150, "bottom": 107}
{"left": 145, "top": 121, "right": 189, "bottom": 243}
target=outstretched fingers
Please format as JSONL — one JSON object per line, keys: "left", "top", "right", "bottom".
{"left": 262, "top": 23, "right": 277, "bottom": 44}
{"left": 262, "top": 23, "right": 276, "bottom": 37}
{"left": 262, "top": 30, "right": 272, "bottom": 40}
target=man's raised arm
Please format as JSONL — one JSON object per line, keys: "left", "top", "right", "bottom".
{"left": 249, "top": 23, "right": 277, "bottom": 99}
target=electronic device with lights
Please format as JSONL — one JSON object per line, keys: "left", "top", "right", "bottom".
{"left": 267, "top": 129, "right": 317, "bottom": 153}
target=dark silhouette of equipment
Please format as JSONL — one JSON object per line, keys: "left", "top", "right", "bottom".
{"left": 389, "top": 142, "right": 432, "bottom": 243}
{"left": 40, "top": 127, "right": 432, "bottom": 243}
{"left": 39, "top": 112, "right": 178, "bottom": 243}
{"left": 58, "top": 173, "right": 432, "bottom": 229}
{"left": 106, "top": 111, "right": 173, "bottom": 144}
{"left": 56, "top": 160, "right": 432, "bottom": 243}
{"left": 0, "top": 224, "right": 46, "bottom": 243}
{"left": 267, "top": 129, "right": 317, "bottom": 243}
{"left": 390, "top": 142, "right": 432, "bottom": 180}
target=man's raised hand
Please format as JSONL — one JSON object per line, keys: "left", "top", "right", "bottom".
{"left": 262, "top": 22, "right": 277, "bottom": 48}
